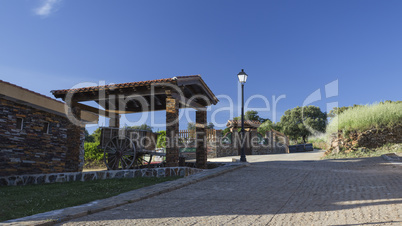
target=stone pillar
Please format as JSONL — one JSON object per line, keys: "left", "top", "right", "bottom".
{"left": 212, "top": 130, "right": 222, "bottom": 158}
{"left": 196, "top": 109, "right": 207, "bottom": 169}
{"left": 166, "top": 96, "right": 179, "bottom": 167}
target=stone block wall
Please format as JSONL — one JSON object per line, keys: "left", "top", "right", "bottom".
{"left": 329, "top": 125, "right": 402, "bottom": 153}
{"left": 213, "top": 130, "right": 289, "bottom": 157}
{"left": 0, "top": 167, "right": 204, "bottom": 186}
{"left": 0, "top": 98, "right": 84, "bottom": 176}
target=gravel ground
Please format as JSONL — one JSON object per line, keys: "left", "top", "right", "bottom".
{"left": 60, "top": 152, "right": 402, "bottom": 225}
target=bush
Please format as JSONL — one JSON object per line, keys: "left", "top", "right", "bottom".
{"left": 84, "top": 142, "right": 103, "bottom": 162}
{"left": 308, "top": 135, "right": 327, "bottom": 150}
{"left": 156, "top": 130, "right": 166, "bottom": 148}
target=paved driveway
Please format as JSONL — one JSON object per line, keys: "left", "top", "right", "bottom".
{"left": 61, "top": 151, "right": 402, "bottom": 225}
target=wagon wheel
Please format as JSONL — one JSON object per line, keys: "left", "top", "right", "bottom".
{"left": 103, "top": 136, "right": 136, "bottom": 170}
{"left": 133, "top": 153, "right": 146, "bottom": 168}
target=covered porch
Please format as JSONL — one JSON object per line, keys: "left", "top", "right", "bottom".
{"left": 51, "top": 75, "right": 218, "bottom": 169}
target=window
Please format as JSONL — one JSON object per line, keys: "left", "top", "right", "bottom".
{"left": 43, "top": 122, "right": 50, "bottom": 134}
{"left": 16, "top": 118, "right": 23, "bottom": 130}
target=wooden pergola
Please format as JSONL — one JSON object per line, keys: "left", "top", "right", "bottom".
{"left": 51, "top": 75, "right": 218, "bottom": 168}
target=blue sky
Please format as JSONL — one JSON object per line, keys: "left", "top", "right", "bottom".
{"left": 1, "top": 0, "right": 401, "bottom": 133}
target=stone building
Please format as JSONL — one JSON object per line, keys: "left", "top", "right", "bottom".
{"left": 0, "top": 80, "right": 97, "bottom": 176}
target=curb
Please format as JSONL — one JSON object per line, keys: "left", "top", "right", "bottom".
{"left": 3, "top": 163, "right": 249, "bottom": 226}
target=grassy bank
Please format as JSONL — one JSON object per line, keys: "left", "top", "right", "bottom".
{"left": 322, "top": 143, "right": 402, "bottom": 160}
{"left": 0, "top": 176, "right": 181, "bottom": 222}
{"left": 326, "top": 102, "right": 402, "bottom": 136}
{"left": 308, "top": 136, "right": 327, "bottom": 150}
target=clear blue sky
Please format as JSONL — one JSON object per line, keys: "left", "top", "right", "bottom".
{"left": 1, "top": 0, "right": 401, "bottom": 133}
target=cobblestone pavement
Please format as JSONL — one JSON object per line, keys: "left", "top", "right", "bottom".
{"left": 61, "top": 153, "right": 402, "bottom": 225}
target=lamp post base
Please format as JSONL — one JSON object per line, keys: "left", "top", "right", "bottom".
{"left": 240, "top": 156, "right": 247, "bottom": 162}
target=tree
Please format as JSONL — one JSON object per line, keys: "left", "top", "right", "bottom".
{"left": 207, "top": 122, "right": 214, "bottom": 129}
{"left": 187, "top": 122, "right": 196, "bottom": 130}
{"left": 126, "top": 124, "right": 153, "bottom": 131}
{"left": 91, "top": 128, "right": 102, "bottom": 143}
{"left": 84, "top": 129, "right": 95, "bottom": 142}
{"left": 258, "top": 120, "right": 281, "bottom": 135}
{"left": 280, "top": 106, "right": 327, "bottom": 143}
{"left": 222, "top": 127, "right": 231, "bottom": 135}
{"left": 233, "top": 110, "right": 269, "bottom": 123}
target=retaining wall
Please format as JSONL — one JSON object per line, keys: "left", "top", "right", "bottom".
{"left": 0, "top": 167, "right": 204, "bottom": 186}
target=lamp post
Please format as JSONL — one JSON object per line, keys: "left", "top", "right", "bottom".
{"left": 237, "top": 69, "right": 248, "bottom": 162}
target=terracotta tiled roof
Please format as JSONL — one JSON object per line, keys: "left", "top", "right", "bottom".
{"left": 226, "top": 120, "right": 262, "bottom": 128}
{"left": 51, "top": 75, "right": 201, "bottom": 95}
{"left": 0, "top": 80, "right": 64, "bottom": 104}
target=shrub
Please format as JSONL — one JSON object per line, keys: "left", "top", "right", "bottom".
{"left": 84, "top": 142, "right": 103, "bottom": 162}
{"left": 156, "top": 130, "right": 166, "bottom": 148}
{"left": 308, "top": 135, "right": 327, "bottom": 150}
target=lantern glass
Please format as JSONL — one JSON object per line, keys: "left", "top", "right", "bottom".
{"left": 237, "top": 69, "right": 248, "bottom": 84}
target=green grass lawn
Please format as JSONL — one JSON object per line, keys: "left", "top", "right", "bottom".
{"left": 0, "top": 176, "right": 181, "bottom": 222}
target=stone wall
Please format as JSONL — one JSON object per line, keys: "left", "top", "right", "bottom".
{"left": 328, "top": 125, "right": 402, "bottom": 153}
{"left": 213, "top": 130, "right": 289, "bottom": 157}
{"left": 0, "top": 167, "right": 203, "bottom": 186}
{"left": 0, "top": 98, "right": 84, "bottom": 176}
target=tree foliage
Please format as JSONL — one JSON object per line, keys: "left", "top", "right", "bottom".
{"left": 156, "top": 130, "right": 166, "bottom": 148}
{"left": 222, "top": 127, "right": 231, "bottom": 135}
{"left": 258, "top": 120, "right": 282, "bottom": 135}
{"left": 85, "top": 129, "right": 95, "bottom": 142}
{"left": 187, "top": 122, "right": 196, "bottom": 130}
{"left": 280, "top": 106, "right": 327, "bottom": 143}
{"left": 234, "top": 110, "right": 269, "bottom": 123}
{"left": 125, "top": 124, "right": 153, "bottom": 131}
{"left": 84, "top": 142, "right": 103, "bottom": 162}
{"left": 85, "top": 128, "right": 101, "bottom": 143}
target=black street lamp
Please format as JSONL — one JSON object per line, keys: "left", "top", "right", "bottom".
{"left": 237, "top": 69, "right": 248, "bottom": 162}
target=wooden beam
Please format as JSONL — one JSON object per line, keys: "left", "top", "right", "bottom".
{"left": 171, "top": 93, "right": 206, "bottom": 110}
{"left": 61, "top": 87, "right": 169, "bottom": 102}
{"left": 153, "top": 95, "right": 163, "bottom": 106}
{"left": 73, "top": 103, "right": 139, "bottom": 117}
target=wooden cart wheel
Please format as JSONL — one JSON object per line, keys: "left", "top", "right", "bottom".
{"left": 103, "top": 136, "right": 136, "bottom": 170}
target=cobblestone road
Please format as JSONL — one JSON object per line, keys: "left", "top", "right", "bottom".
{"left": 61, "top": 153, "right": 402, "bottom": 225}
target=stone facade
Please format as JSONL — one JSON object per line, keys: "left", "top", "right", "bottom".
{"left": 165, "top": 96, "right": 180, "bottom": 167}
{"left": 177, "top": 130, "right": 289, "bottom": 158}
{"left": 0, "top": 98, "right": 84, "bottom": 176}
{"left": 213, "top": 130, "right": 289, "bottom": 157}
{"left": 0, "top": 167, "right": 203, "bottom": 186}
{"left": 195, "top": 110, "right": 207, "bottom": 168}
